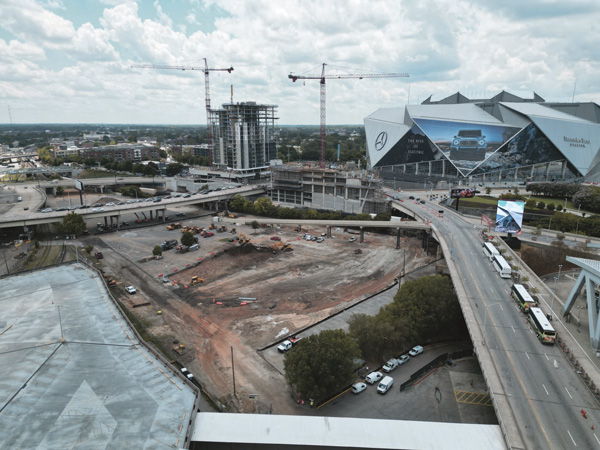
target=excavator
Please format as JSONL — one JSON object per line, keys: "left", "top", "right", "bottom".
{"left": 191, "top": 276, "right": 205, "bottom": 285}
{"left": 238, "top": 233, "right": 250, "bottom": 245}
{"left": 273, "top": 241, "right": 293, "bottom": 252}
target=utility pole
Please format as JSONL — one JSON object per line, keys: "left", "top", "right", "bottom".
{"left": 231, "top": 346, "right": 236, "bottom": 397}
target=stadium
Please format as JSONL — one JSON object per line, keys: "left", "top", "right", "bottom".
{"left": 364, "top": 92, "right": 600, "bottom": 188}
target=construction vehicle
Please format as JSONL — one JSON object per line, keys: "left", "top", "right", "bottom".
{"left": 208, "top": 223, "right": 216, "bottom": 230}
{"left": 228, "top": 213, "right": 237, "bottom": 218}
{"left": 273, "top": 241, "right": 292, "bottom": 251}
{"left": 238, "top": 233, "right": 250, "bottom": 245}
{"left": 217, "top": 225, "right": 227, "bottom": 233}
{"left": 191, "top": 276, "right": 205, "bottom": 285}
{"left": 167, "top": 222, "right": 182, "bottom": 230}
{"left": 230, "top": 227, "right": 236, "bottom": 234}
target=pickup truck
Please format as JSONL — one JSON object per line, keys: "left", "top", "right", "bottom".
{"left": 277, "top": 336, "right": 302, "bottom": 353}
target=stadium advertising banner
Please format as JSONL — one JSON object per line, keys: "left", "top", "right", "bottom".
{"left": 495, "top": 200, "right": 525, "bottom": 234}
{"left": 450, "top": 187, "right": 476, "bottom": 198}
{"left": 413, "top": 118, "right": 521, "bottom": 175}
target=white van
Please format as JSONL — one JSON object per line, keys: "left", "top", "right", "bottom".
{"left": 377, "top": 376, "right": 394, "bottom": 394}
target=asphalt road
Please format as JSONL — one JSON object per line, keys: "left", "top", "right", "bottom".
{"left": 398, "top": 193, "right": 600, "bottom": 450}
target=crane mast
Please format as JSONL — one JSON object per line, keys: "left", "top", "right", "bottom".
{"left": 289, "top": 63, "right": 408, "bottom": 168}
{"left": 132, "top": 60, "right": 233, "bottom": 167}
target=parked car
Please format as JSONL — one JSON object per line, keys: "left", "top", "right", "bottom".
{"left": 351, "top": 382, "right": 367, "bottom": 394}
{"left": 41, "top": 208, "right": 53, "bottom": 213}
{"left": 382, "top": 358, "right": 399, "bottom": 373}
{"left": 365, "top": 371, "right": 383, "bottom": 385}
{"left": 316, "top": 237, "right": 324, "bottom": 243}
{"left": 409, "top": 345, "right": 424, "bottom": 357}
{"left": 125, "top": 286, "right": 137, "bottom": 294}
{"left": 105, "top": 202, "right": 115, "bottom": 206}
{"left": 94, "top": 252, "right": 103, "bottom": 259}
{"left": 183, "top": 193, "right": 191, "bottom": 198}
{"left": 203, "top": 232, "right": 214, "bottom": 238}
{"left": 23, "top": 206, "right": 29, "bottom": 210}
{"left": 270, "top": 236, "right": 281, "bottom": 241}
{"left": 398, "top": 354, "right": 410, "bottom": 365}
{"left": 349, "top": 237, "right": 357, "bottom": 242}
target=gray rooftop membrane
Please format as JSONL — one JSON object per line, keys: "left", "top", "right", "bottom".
{"left": 0, "top": 263, "right": 197, "bottom": 449}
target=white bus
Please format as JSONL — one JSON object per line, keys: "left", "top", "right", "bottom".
{"left": 492, "top": 254, "right": 512, "bottom": 279}
{"left": 511, "top": 283, "right": 537, "bottom": 313}
{"left": 482, "top": 242, "right": 499, "bottom": 261}
{"left": 528, "top": 306, "right": 556, "bottom": 345}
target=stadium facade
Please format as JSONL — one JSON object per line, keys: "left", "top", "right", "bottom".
{"left": 364, "top": 92, "right": 600, "bottom": 186}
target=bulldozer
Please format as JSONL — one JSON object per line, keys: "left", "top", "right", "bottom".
{"left": 191, "top": 276, "right": 205, "bottom": 285}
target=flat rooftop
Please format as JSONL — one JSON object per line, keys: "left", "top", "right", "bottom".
{"left": 0, "top": 263, "right": 197, "bottom": 449}
{"left": 192, "top": 412, "right": 505, "bottom": 449}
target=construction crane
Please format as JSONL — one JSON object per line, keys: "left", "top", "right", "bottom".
{"left": 131, "top": 59, "right": 234, "bottom": 166}
{"left": 289, "top": 63, "right": 408, "bottom": 168}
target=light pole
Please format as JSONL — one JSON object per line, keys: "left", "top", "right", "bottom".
{"left": 483, "top": 302, "right": 502, "bottom": 345}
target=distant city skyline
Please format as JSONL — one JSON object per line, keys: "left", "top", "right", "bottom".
{"left": 0, "top": 0, "right": 599, "bottom": 125}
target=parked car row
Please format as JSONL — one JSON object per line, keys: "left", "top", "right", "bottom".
{"left": 353, "top": 346, "right": 424, "bottom": 396}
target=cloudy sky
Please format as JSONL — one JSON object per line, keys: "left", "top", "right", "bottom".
{"left": 0, "top": 0, "right": 598, "bottom": 125}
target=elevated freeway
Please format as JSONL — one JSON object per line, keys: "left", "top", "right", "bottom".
{"left": 0, "top": 186, "right": 266, "bottom": 230}
{"left": 392, "top": 196, "right": 600, "bottom": 450}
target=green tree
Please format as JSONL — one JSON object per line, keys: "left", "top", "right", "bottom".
{"left": 250, "top": 220, "right": 260, "bottom": 234}
{"left": 283, "top": 329, "right": 361, "bottom": 401}
{"left": 485, "top": 187, "right": 492, "bottom": 195}
{"left": 181, "top": 231, "right": 196, "bottom": 247}
{"left": 537, "top": 201, "right": 546, "bottom": 210}
{"left": 58, "top": 212, "right": 86, "bottom": 236}
{"left": 84, "top": 245, "right": 94, "bottom": 255}
{"left": 142, "top": 164, "right": 158, "bottom": 177}
{"left": 254, "top": 197, "right": 274, "bottom": 216}
{"left": 166, "top": 163, "right": 184, "bottom": 176}
{"left": 152, "top": 245, "right": 163, "bottom": 257}
{"left": 55, "top": 186, "right": 64, "bottom": 196}
{"left": 228, "top": 194, "right": 245, "bottom": 211}
{"left": 525, "top": 199, "right": 537, "bottom": 209}
{"left": 547, "top": 202, "right": 555, "bottom": 211}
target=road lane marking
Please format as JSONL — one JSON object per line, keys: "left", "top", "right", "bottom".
{"left": 525, "top": 352, "right": 530, "bottom": 360}
{"left": 542, "top": 384, "right": 549, "bottom": 396}
{"left": 504, "top": 288, "right": 509, "bottom": 295}
{"left": 453, "top": 229, "right": 555, "bottom": 449}
{"left": 594, "top": 433, "right": 600, "bottom": 445}
{"left": 511, "top": 326, "right": 516, "bottom": 333}
{"left": 565, "top": 387, "right": 573, "bottom": 399}
{"left": 545, "top": 353, "right": 550, "bottom": 361}
{"left": 567, "top": 429, "right": 577, "bottom": 446}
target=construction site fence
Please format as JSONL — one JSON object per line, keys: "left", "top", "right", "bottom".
{"left": 399, "top": 348, "right": 474, "bottom": 392}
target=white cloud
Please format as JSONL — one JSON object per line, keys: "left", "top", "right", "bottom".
{"left": 0, "top": 0, "right": 598, "bottom": 124}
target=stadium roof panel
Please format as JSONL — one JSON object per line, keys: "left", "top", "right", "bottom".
{"left": 407, "top": 104, "right": 505, "bottom": 125}
{"left": 500, "top": 102, "right": 595, "bottom": 123}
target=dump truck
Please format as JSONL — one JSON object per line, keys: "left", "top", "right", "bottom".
{"left": 191, "top": 276, "right": 204, "bottom": 285}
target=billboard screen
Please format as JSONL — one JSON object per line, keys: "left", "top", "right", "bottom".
{"left": 75, "top": 179, "right": 84, "bottom": 191}
{"left": 450, "top": 188, "right": 476, "bottom": 198}
{"left": 413, "top": 118, "right": 521, "bottom": 176}
{"left": 495, "top": 200, "right": 525, "bottom": 234}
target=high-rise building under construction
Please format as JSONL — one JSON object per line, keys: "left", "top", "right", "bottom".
{"left": 210, "top": 101, "right": 278, "bottom": 172}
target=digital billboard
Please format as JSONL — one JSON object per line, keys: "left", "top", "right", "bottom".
{"left": 450, "top": 188, "right": 477, "bottom": 198}
{"left": 75, "top": 179, "right": 84, "bottom": 191}
{"left": 412, "top": 118, "right": 521, "bottom": 176}
{"left": 495, "top": 200, "right": 525, "bottom": 234}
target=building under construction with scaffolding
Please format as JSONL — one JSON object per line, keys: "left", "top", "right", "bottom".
{"left": 210, "top": 102, "right": 278, "bottom": 174}
{"left": 270, "top": 166, "right": 390, "bottom": 215}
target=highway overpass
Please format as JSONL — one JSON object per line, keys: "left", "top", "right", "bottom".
{"left": 392, "top": 196, "right": 600, "bottom": 450}
{"left": 0, "top": 186, "right": 266, "bottom": 231}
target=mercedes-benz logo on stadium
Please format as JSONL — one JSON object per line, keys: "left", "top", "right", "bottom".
{"left": 375, "top": 131, "right": 387, "bottom": 151}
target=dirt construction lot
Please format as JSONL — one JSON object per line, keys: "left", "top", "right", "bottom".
{"left": 96, "top": 217, "right": 434, "bottom": 414}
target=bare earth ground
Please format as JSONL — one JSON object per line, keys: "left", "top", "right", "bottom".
{"left": 105, "top": 221, "right": 433, "bottom": 414}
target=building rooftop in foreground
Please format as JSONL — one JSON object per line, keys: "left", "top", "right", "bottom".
{"left": 0, "top": 263, "right": 197, "bottom": 449}
{"left": 191, "top": 412, "right": 505, "bottom": 450}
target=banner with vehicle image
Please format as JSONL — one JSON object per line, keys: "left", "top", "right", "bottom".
{"left": 413, "top": 118, "right": 521, "bottom": 176}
